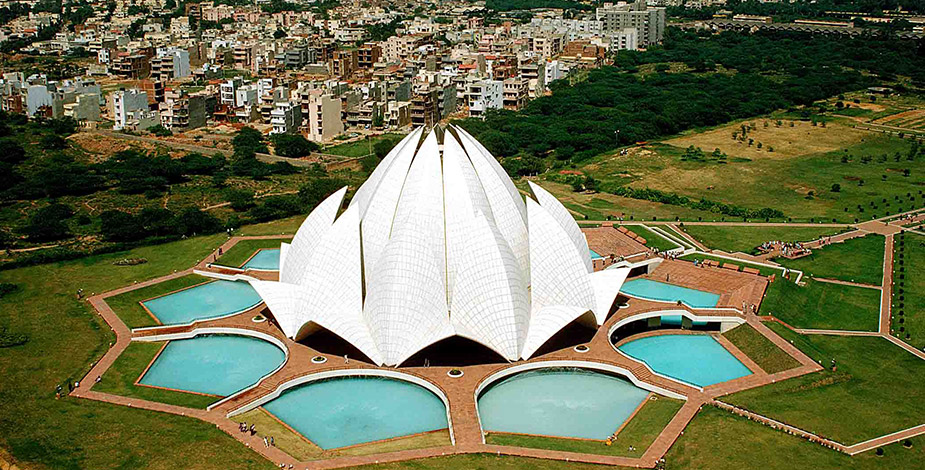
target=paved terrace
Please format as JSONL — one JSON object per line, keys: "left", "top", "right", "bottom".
{"left": 70, "top": 236, "right": 832, "bottom": 469}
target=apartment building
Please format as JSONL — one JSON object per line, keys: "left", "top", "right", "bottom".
{"left": 111, "top": 89, "right": 149, "bottom": 130}
{"left": 596, "top": 0, "right": 666, "bottom": 46}
{"left": 304, "top": 93, "right": 344, "bottom": 142}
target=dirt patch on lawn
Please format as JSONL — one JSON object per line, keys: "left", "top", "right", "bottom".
{"left": 665, "top": 120, "right": 867, "bottom": 160}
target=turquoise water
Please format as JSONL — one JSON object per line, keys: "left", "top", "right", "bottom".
{"left": 661, "top": 315, "right": 707, "bottom": 327}
{"left": 139, "top": 335, "right": 285, "bottom": 396}
{"left": 478, "top": 368, "right": 649, "bottom": 440}
{"left": 590, "top": 249, "right": 603, "bottom": 260}
{"left": 242, "top": 248, "right": 280, "bottom": 270}
{"left": 142, "top": 280, "right": 262, "bottom": 325}
{"left": 263, "top": 376, "right": 448, "bottom": 449}
{"left": 620, "top": 278, "right": 720, "bottom": 308}
{"left": 618, "top": 335, "right": 751, "bottom": 387}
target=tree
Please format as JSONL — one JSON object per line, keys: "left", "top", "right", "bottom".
{"left": 0, "top": 138, "right": 27, "bottom": 164}
{"left": 271, "top": 134, "right": 319, "bottom": 158}
{"left": 225, "top": 189, "right": 255, "bottom": 211}
{"left": 232, "top": 127, "right": 268, "bottom": 154}
{"left": 274, "top": 29, "right": 286, "bottom": 39}
{"left": 831, "top": 183, "right": 841, "bottom": 192}
{"left": 41, "top": 134, "right": 68, "bottom": 150}
{"left": 298, "top": 177, "right": 346, "bottom": 209}
{"left": 100, "top": 210, "right": 143, "bottom": 241}
{"left": 148, "top": 124, "right": 173, "bottom": 137}
{"left": 373, "top": 137, "right": 401, "bottom": 158}
{"left": 21, "top": 203, "right": 72, "bottom": 241}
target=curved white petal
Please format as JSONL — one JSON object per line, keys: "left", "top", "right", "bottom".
{"left": 527, "top": 198, "right": 596, "bottom": 313}
{"left": 350, "top": 128, "right": 423, "bottom": 218}
{"left": 281, "top": 186, "right": 347, "bottom": 285}
{"left": 363, "top": 132, "right": 454, "bottom": 366}
{"left": 278, "top": 242, "right": 290, "bottom": 273}
{"left": 450, "top": 211, "right": 529, "bottom": 361}
{"left": 443, "top": 131, "right": 495, "bottom": 301}
{"left": 521, "top": 305, "right": 595, "bottom": 359}
{"left": 360, "top": 131, "right": 419, "bottom": 289}
{"left": 529, "top": 181, "right": 592, "bottom": 273}
{"left": 248, "top": 280, "right": 311, "bottom": 338}
{"left": 454, "top": 125, "right": 530, "bottom": 279}
{"left": 589, "top": 267, "right": 631, "bottom": 325}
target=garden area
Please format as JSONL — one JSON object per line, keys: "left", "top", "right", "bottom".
{"left": 759, "top": 278, "right": 881, "bottom": 332}
{"left": 892, "top": 232, "right": 924, "bottom": 349}
{"left": 679, "top": 225, "right": 847, "bottom": 253}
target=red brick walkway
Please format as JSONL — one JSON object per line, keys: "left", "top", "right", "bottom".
{"left": 71, "top": 234, "right": 899, "bottom": 469}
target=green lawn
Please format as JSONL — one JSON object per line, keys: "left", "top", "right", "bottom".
{"left": 723, "top": 323, "right": 801, "bottom": 374}
{"left": 216, "top": 238, "right": 289, "bottom": 268}
{"left": 0, "top": 233, "right": 276, "bottom": 469}
{"left": 777, "top": 234, "right": 885, "bottom": 285}
{"left": 679, "top": 225, "right": 846, "bottom": 253}
{"left": 93, "top": 341, "right": 218, "bottom": 409}
{"left": 578, "top": 127, "right": 920, "bottom": 223}
{"left": 105, "top": 274, "right": 209, "bottom": 329}
{"left": 723, "top": 334, "right": 925, "bottom": 444}
{"left": 893, "top": 232, "right": 925, "bottom": 349}
{"left": 486, "top": 396, "right": 684, "bottom": 458}
{"left": 759, "top": 278, "right": 881, "bottom": 331}
{"left": 354, "top": 454, "right": 634, "bottom": 470}
{"left": 623, "top": 225, "right": 681, "bottom": 252}
{"left": 322, "top": 133, "right": 405, "bottom": 158}
{"left": 764, "top": 321, "right": 829, "bottom": 365}
{"left": 665, "top": 406, "right": 925, "bottom": 470}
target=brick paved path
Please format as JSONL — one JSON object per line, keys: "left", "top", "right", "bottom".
{"left": 71, "top": 232, "right": 922, "bottom": 468}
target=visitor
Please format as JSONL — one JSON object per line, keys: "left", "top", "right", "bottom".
{"left": 270, "top": 436, "right": 275, "bottom": 447}
{"left": 344, "top": 354, "right": 349, "bottom": 364}
{"left": 219, "top": 247, "right": 223, "bottom": 256}
{"left": 250, "top": 424, "right": 256, "bottom": 435}
{"left": 95, "top": 376, "right": 101, "bottom": 384}
{"left": 263, "top": 436, "right": 269, "bottom": 448}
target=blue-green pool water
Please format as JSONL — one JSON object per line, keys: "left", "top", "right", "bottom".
{"left": 142, "top": 280, "right": 263, "bottom": 325}
{"left": 263, "top": 376, "right": 448, "bottom": 449}
{"left": 478, "top": 368, "right": 649, "bottom": 440}
{"left": 618, "top": 334, "right": 751, "bottom": 387}
{"left": 242, "top": 248, "right": 280, "bottom": 270}
{"left": 139, "top": 335, "right": 285, "bottom": 396}
{"left": 620, "top": 278, "right": 720, "bottom": 308}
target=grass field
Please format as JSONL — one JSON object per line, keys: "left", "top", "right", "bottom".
{"left": 237, "top": 409, "right": 451, "bottom": 461}
{"left": 623, "top": 225, "right": 681, "bottom": 251}
{"left": 485, "top": 396, "right": 684, "bottom": 458}
{"left": 893, "top": 232, "right": 925, "bottom": 349}
{"left": 777, "top": 234, "right": 885, "bottom": 285}
{"left": 105, "top": 274, "right": 209, "bottom": 329}
{"left": 575, "top": 119, "right": 920, "bottom": 223}
{"left": 0, "top": 232, "right": 279, "bottom": 469}
{"left": 759, "top": 278, "right": 881, "bottom": 331}
{"left": 322, "top": 133, "right": 405, "bottom": 158}
{"left": 679, "top": 225, "right": 846, "bottom": 253}
{"left": 216, "top": 238, "right": 289, "bottom": 267}
{"left": 723, "top": 333, "right": 925, "bottom": 444}
{"left": 663, "top": 406, "right": 924, "bottom": 470}
{"left": 723, "top": 324, "right": 800, "bottom": 374}
{"left": 93, "top": 341, "right": 218, "bottom": 409}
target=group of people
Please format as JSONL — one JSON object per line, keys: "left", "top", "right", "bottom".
{"left": 759, "top": 240, "right": 809, "bottom": 258}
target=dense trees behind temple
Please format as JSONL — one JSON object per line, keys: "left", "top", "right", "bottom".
{"left": 455, "top": 29, "right": 925, "bottom": 170}
{"left": 670, "top": 0, "right": 925, "bottom": 22}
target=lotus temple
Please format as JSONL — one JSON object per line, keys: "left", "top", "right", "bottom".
{"left": 75, "top": 126, "right": 826, "bottom": 468}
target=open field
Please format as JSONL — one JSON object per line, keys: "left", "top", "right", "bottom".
{"left": 94, "top": 341, "right": 218, "bottom": 409}
{"left": 0, "top": 232, "right": 279, "bottom": 469}
{"left": 723, "top": 323, "right": 801, "bottom": 374}
{"left": 664, "top": 406, "right": 924, "bottom": 470}
{"left": 679, "top": 225, "right": 846, "bottom": 253}
{"left": 893, "top": 232, "right": 925, "bottom": 349}
{"left": 216, "top": 238, "right": 289, "bottom": 267}
{"left": 777, "top": 234, "right": 885, "bottom": 285}
{"left": 485, "top": 397, "right": 684, "bottom": 458}
{"left": 723, "top": 333, "right": 925, "bottom": 444}
{"left": 759, "top": 278, "right": 881, "bottom": 332}
{"left": 106, "top": 274, "right": 208, "bottom": 329}
{"left": 322, "top": 133, "right": 405, "bottom": 158}
{"left": 665, "top": 119, "right": 868, "bottom": 161}
{"left": 574, "top": 119, "right": 921, "bottom": 223}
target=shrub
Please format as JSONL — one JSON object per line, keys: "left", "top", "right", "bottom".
{"left": 271, "top": 134, "right": 319, "bottom": 158}
{"left": 20, "top": 204, "right": 73, "bottom": 242}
